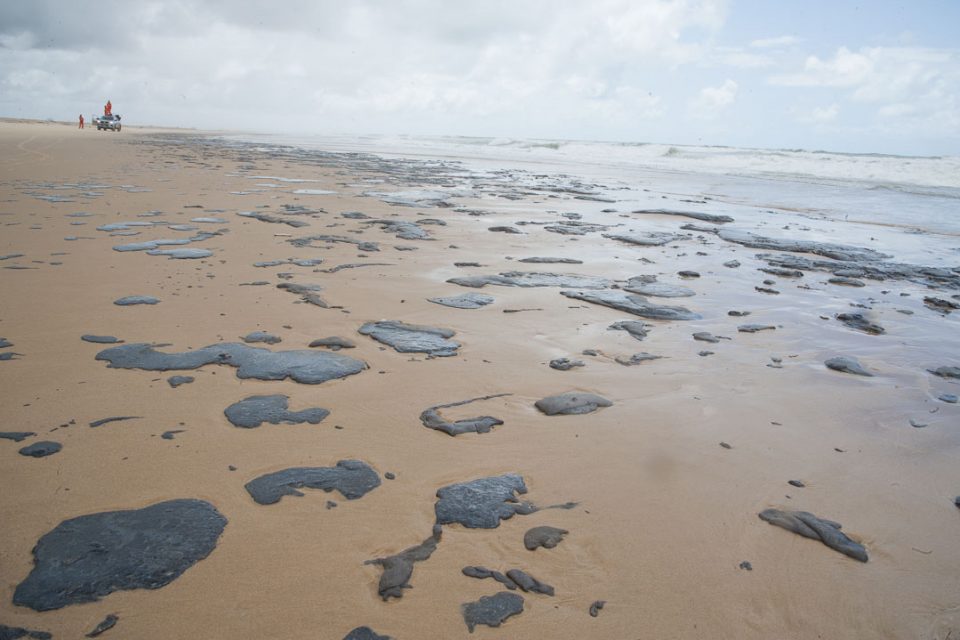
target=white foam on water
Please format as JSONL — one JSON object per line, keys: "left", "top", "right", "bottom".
{"left": 240, "top": 133, "right": 960, "bottom": 191}
{"left": 291, "top": 189, "right": 337, "bottom": 195}
{"left": 226, "top": 132, "right": 960, "bottom": 264}
{"left": 249, "top": 175, "right": 320, "bottom": 183}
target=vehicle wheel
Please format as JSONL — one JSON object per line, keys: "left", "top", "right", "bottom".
{"left": 117, "top": 125, "right": 121, "bottom": 132}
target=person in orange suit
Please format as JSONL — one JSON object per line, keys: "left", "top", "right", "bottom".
{"left": 104, "top": 100, "right": 112, "bottom": 116}
{"left": 78, "top": 114, "right": 84, "bottom": 129}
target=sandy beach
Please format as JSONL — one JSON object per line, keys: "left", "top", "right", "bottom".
{"left": 1, "top": 119, "right": 958, "bottom": 639}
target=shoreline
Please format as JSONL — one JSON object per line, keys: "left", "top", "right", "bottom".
{"left": 8, "top": 115, "right": 955, "bottom": 162}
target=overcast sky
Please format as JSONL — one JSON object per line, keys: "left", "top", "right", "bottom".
{"left": 1, "top": 1, "right": 957, "bottom": 156}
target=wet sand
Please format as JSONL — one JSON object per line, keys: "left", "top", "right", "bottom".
{"left": 1, "top": 119, "right": 958, "bottom": 639}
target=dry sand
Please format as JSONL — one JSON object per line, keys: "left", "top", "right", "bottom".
{"left": 0, "top": 120, "right": 958, "bottom": 639}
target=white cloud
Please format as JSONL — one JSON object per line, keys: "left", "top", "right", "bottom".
{"left": 875, "top": 94, "right": 959, "bottom": 138}
{"left": 771, "top": 46, "right": 873, "bottom": 87}
{"left": 592, "top": 86, "right": 664, "bottom": 122}
{"left": 615, "top": 86, "right": 663, "bottom": 115}
{"left": 847, "top": 48, "right": 952, "bottom": 103}
{"left": 0, "top": 0, "right": 731, "bottom": 136}
{"left": 811, "top": 103, "right": 839, "bottom": 122}
{"left": 770, "top": 46, "right": 957, "bottom": 102}
{"left": 795, "top": 103, "right": 839, "bottom": 124}
{"left": 712, "top": 46, "right": 773, "bottom": 69}
{"left": 564, "top": 75, "right": 608, "bottom": 100}
{"left": 878, "top": 103, "right": 915, "bottom": 118}
{"left": 770, "top": 45, "right": 960, "bottom": 139}
{"left": 601, "top": 0, "right": 728, "bottom": 64}
{"left": 691, "top": 78, "right": 738, "bottom": 118}
{"left": 0, "top": 31, "right": 35, "bottom": 50}
{"left": 750, "top": 35, "right": 801, "bottom": 49}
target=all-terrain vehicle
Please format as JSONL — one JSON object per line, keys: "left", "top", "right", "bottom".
{"left": 95, "top": 114, "right": 122, "bottom": 131}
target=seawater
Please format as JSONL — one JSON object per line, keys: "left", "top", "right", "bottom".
{"left": 226, "top": 132, "right": 960, "bottom": 265}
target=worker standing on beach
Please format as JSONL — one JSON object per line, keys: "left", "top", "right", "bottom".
{"left": 78, "top": 114, "right": 84, "bottom": 129}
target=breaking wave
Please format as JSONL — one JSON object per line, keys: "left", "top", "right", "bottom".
{"left": 228, "top": 132, "right": 960, "bottom": 193}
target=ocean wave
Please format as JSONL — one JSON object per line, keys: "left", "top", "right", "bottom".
{"left": 867, "top": 183, "right": 960, "bottom": 200}
{"left": 228, "top": 132, "right": 960, "bottom": 190}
